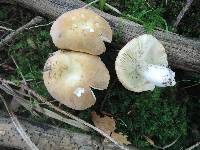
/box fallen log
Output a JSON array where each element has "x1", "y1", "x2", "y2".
[
  {"x1": 14, "y1": 0, "x2": 200, "y2": 72},
  {"x1": 0, "y1": 111, "x2": 134, "y2": 150}
]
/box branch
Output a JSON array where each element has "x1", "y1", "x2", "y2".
[
  {"x1": 14, "y1": 0, "x2": 200, "y2": 72},
  {"x1": 0, "y1": 16, "x2": 43, "y2": 49},
  {"x1": 185, "y1": 142, "x2": 200, "y2": 150},
  {"x1": 173, "y1": 0, "x2": 193, "y2": 28},
  {"x1": 0, "y1": 109, "x2": 124, "y2": 150}
]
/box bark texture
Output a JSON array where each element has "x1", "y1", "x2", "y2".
[
  {"x1": 14, "y1": 0, "x2": 200, "y2": 72},
  {"x1": 0, "y1": 111, "x2": 126, "y2": 150}
]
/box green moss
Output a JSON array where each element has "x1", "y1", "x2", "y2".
[
  {"x1": 122, "y1": 0, "x2": 168, "y2": 32},
  {"x1": 102, "y1": 85, "x2": 187, "y2": 149},
  {"x1": 7, "y1": 28, "x2": 55, "y2": 96}
]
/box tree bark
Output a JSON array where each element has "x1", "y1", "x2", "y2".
[
  {"x1": 0, "y1": 111, "x2": 129, "y2": 150},
  {"x1": 14, "y1": 0, "x2": 200, "y2": 72}
]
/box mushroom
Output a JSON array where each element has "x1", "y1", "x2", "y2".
[
  {"x1": 43, "y1": 50, "x2": 110, "y2": 110},
  {"x1": 50, "y1": 8, "x2": 112, "y2": 55},
  {"x1": 115, "y1": 34, "x2": 176, "y2": 92}
]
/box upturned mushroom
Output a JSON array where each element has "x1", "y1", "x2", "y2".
[
  {"x1": 50, "y1": 8, "x2": 112, "y2": 55},
  {"x1": 43, "y1": 50, "x2": 110, "y2": 110},
  {"x1": 115, "y1": 34, "x2": 176, "y2": 92}
]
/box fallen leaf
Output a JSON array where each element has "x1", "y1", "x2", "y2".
[
  {"x1": 91, "y1": 111, "x2": 131, "y2": 145},
  {"x1": 111, "y1": 132, "x2": 131, "y2": 145},
  {"x1": 144, "y1": 135, "x2": 155, "y2": 145},
  {"x1": 91, "y1": 111, "x2": 116, "y2": 134}
]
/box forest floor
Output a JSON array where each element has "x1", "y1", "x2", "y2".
[{"x1": 0, "y1": 0, "x2": 199, "y2": 149}]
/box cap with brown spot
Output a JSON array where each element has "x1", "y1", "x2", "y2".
[
  {"x1": 43, "y1": 50, "x2": 110, "y2": 110},
  {"x1": 50, "y1": 8, "x2": 112, "y2": 55}
]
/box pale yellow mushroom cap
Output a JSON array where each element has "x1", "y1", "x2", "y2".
[
  {"x1": 115, "y1": 34, "x2": 175, "y2": 92},
  {"x1": 50, "y1": 8, "x2": 112, "y2": 55},
  {"x1": 43, "y1": 50, "x2": 110, "y2": 110}
]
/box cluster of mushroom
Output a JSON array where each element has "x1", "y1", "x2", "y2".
[
  {"x1": 43, "y1": 8, "x2": 176, "y2": 111},
  {"x1": 43, "y1": 8, "x2": 112, "y2": 110}
]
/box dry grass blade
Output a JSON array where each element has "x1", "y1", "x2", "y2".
[
  {"x1": 144, "y1": 135, "x2": 180, "y2": 149},
  {"x1": 105, "y1": 3, "x2": 122, "y2": 14},
  {"x1": 35, "y1": 107, "x2": 90, "y2": 131},
  {"x1": 0, "y1": 94, "x2": 39, "y2": 150},
  {"x1": 83, "y1": 0, "x2": 99, "y2": 8},
  {"x1": 185, "y1": 141, "x2": 200, "y2": 150},
  {"x1": 0, "y1": 25, "x2": 14, "y2": 31},
  {"x1": 83, "y1": 0, "x2": 122, "y2": 14},
  {"x1": 173, "y1": 0, "x2": 194, "y2": 27},
  {"x1": 27, "y1": 21, "x2": 54, "y2": 29}
]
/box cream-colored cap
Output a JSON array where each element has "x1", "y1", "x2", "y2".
[
  {"x1": 43, "y1": 50, "x2": 110, "y2": 110},
  {"x1": 50, "y1": 8, "x2": 112, "y2": 55},
  {"x1": 115, "y1": 34, "x2": 175, "y2": 92}
]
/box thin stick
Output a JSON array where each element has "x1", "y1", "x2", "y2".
[
  {"x1": 185, "y1": 142, "x2": 200, "y2": 150},
  {"x1": 173, "y1": 0, "x2": 193, "y2": 28},
  {"x1": 83, "y1": 0, "x2": 122, "y2": 14},
  {"x1": 27, "y1": 21, "x2": 54, "y2": 29},
  {"x1": 144, "y1": 135, "x2": 180, "y2": 149},
  {"x1": 11, "y1": 55, "x2": 27, "y2": 85},
  {"x1": 105, "y1": 3, "x2": 122, "y2": 14},
  {"x1": 0, "y1": 16, "x2": 43, "y2": 49},
  {"x1": 83, "y1": 0, "x2": 99, "y2": 8},
  {"x1": 0, "y1": 94, "x2": 39, "y2": 150},
  {"x1": 0, "y1": 25, "x2": 14, "y2": 31}
]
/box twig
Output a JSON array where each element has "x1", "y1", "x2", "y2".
[
  {"x1": 0, "y1": 16, "x2": 43, "y2": 49},
  {"x1": 83, "y1": 0, "x2": 122, "y2": 14},
  {"x1": 83, "y1": 0, "x2": 99, "y2": 8},
  {"x1": 144, "y1": 135, "x2": 180, "y2": 149},
  {"x1": 11, "y1": 55, "x2": 27, "y2": 85},
  {"x1": 173, "y1": 0, "x2": 193, "y2": 28},
  {"x1": 11, "y1": 55, "x2": 28, "y2": 111},
  {"x1": 0, "y1": 94, "x2": 39, "y2": 150},
  {"x1": 105, "y1": 3, "x2": 122, "y2": 14},
  {"x1": 185, "y1": 142, "x2": 200, "y2": 150},
  {"x1": 26, "y1": 21, "x2": 54, "y2": 29},
  {"x1": 0, "y1": 25, "x2": 14, "y2": 31}
]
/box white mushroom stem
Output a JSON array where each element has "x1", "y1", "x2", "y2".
[{"x1": 139, "y1": 64, "x2": 176, "y2": 87}]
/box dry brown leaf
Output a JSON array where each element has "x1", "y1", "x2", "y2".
[
  {"x1": 144, "y1": 135, "x2": 155, "y2": 145},
  {"x1": 91, "y1": 111, "x2": 116, "y2": 134},
  {"x1": 111, "y1": 132, "x2": 131, "y2": 145},
  {"x1": 91, "y1": 111, "x2": 131, "y2": 146}
]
